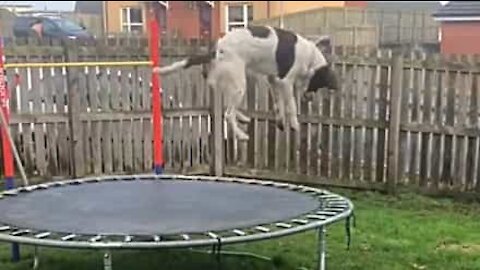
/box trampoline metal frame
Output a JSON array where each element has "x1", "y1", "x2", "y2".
[{"x1": 0, "y1": 174, "x2": 354, "y2": 270}]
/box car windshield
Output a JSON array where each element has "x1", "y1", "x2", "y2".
[{"x1": 51, "y1": 18, "x2": 84, "y2": 32}]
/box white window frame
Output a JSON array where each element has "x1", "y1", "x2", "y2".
[
  {"x1": 225, "y1": 3, "x2": 252, "y2": 32},
  {"x1": 120, "y1": 7, "x2": 144, "y2": 33}
]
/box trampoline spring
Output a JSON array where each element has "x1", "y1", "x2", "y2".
[
  {"x1": 292, "y1": 219, "x2": 309, "y2": 225},
  {"x1": 318, "y1": 195, "x2": 339, "y2": 199},
  {"x1": 255, "y1": 226, "x2": 270, "y2": 233},
  {"x1": 11, "y1": 230, "x2": 30, "y2": 236},
  {"x1": 273, "y1": 183, "x2": 290, "y2": 188},
  {"x1": 232, "y1": 229, "x2": 246, "y2": 236},
  {"x1": 3, "y1": 190, "x2": 18, "y2": 196},
  {"x1": 82, "y1": 178, "x2": 97, "y2": 183},
  {"x1": 35, "y1": 232, "x2": 51, "y2": 239},
  {"x1": 207, "y1": 232, "x2": 219, "y2": 239},
  {"x1": 327, "y1": 202, "x2": 348, "y2": 206},
  {"x1": 260, "y1": 181, "x2": 274, "y2": 186},
  {"x1": 16, "y1": 187, "x2": 28, "y2": 193},
  {"x1": 326, "y1": 206, "x2": 348, "y2": 211},
  {"x1": 90, "y1": 235, "x2": 102, "y2": 242},
  {"x1": 307, "y1": 215, "x2": 327, "y2": 220},
  {"x1": 275, "y1": 223, "x2": 292, "y2": 229},
  {"x1": 25, "y1": 186, "x2": 39, "y2": 192},
  {"x1": 61, "y1": 234, "x2": 76, "y2": 241},
  {"x1": 316, "y1": 211, "x2": 339, "y2": 216}
]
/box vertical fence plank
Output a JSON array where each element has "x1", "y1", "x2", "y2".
[
  {"x1": 132, "y1": 67, "x2": 144, "y2": 173},
  {"x1": 121, "y1": 68, "x2": 132, "y2": 172},
  {"x1": 420, "y1": 55, "x2": 435, "y2": 188},
  {"x1": 210, "y1": 84, "x2": 223, "y2": 176},
  {"x1": 65, "y1": 43, "x2": 85, "y2": 177},
  {"x1": 44, "y1": 65, "x2": 58, "y2": 176},
  {"x1": 386, "y1": 53, "x2": 403, "y2": 194},
  {"x1": 247, "y1": 74, "x2": 258, "y2": 170},
  {"x1": 376, "y1": 51, "x2": 390, "y2": 184}
]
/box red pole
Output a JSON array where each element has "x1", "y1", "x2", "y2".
[
  {"x1": 149, "y1": 4, "x2": 164, "y2": 174},
  {"x1": 0, "y1": 37, "x2": 20, "y2": 261},
  {"x1": 0, "y1": 38, "x2": 14, "y2": 189}
]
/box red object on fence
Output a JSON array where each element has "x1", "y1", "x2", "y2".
[
  {"x1": 0, "y1": 38, "x2": 14, "y2": 187},
  {"x1": 149, "y1": 5, "x2": 164, "y2": 174}
]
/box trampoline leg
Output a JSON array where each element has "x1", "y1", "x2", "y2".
[
  {"x1": 317, "y1": 226, "x2": 326, "y2": 270},
  {"x1": 104, "y1": 251, "x2": 112, "y2": 270},
  {"x1": 33, "y1": 246, "x2": 39, "y2": 270},
  {"x1": 212, "y1": 244, "x2": 223, "y2": 270},
  {"x1": 11, "y1": 243, "x2": 20, "y2": 262}
]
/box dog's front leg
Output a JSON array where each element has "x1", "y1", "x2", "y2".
[
  {"x1": 268, "y1": 76, "x2": 286, "y2": 131},
  {"x1": 282, "y1": 82, "x2": 300, "y2": 132}
]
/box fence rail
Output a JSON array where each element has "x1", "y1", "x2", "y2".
[{"x1": 2, "y1": 39, "x2": 480, "y2": 198}]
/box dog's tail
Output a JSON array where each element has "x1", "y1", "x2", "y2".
[{"x1": 153, "y1": 51, "x2": 215, "y2": 75}]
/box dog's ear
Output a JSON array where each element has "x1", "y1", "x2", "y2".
[{"x1": 314, "y1": 35, "x2": 332, "y2": 56}]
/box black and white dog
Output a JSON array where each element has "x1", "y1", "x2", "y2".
[{"x1": 154, "y1": 25, "x2": 339, "y2": 140}]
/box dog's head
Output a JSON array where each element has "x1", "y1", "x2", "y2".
[
  {"x1": 304, "y1": 36, "x2": 339, "y2": 94},
  {"x1": 306, "y1": 64, "x2": 339, "y2": 93}
]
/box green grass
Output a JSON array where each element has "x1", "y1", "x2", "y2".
[{"x1": 0, "y1": 189, "x2": 480, "y2": 270}]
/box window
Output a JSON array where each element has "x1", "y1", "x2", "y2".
[
  {"x1": 121, "y1": 7, "x2": 144, "y2": 33},
  {"x1": 225, "y1": 4, "x2": 253, "y2": 32}
]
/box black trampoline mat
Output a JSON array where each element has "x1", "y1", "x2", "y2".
[{"x1": 0, "y1": 180, "x2": 320, "y2": 236}]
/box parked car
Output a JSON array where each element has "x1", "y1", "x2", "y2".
[{"x1": 13, "y1": 15, "x2": 95, "y2": 44}]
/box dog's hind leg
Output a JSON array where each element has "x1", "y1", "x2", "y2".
[
  {"x1": 236, "y1": 110, "x2": 250, "y2": 124},
  {"x1": 214, "y1": 59, "x2": 249, "y2": 141}
]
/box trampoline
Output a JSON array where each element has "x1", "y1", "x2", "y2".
[{"x1": 0, "y1": 174, "x2": 354, "y2": 270}]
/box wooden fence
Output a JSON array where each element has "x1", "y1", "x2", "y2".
[
  {"x1": 2, "y1": 39, "x2": 480, "y2": 197},
  {"x1": 1, "y1": 39, "x2": 212, "y2": 180},
  {"x1": 221, "y1": 50, "x2": 480, "y2": 195},
  {"x1": 252, "y1": 7, "x2": 440, "y2": 50}
]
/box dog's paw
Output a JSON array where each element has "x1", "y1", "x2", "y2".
[
  {"x1": 290, "y1": 117, "x2": 300, "y2": 132},
  {"x1": 302, "y1": 91, "x2": 316, "y2": 102},
  {"x1": 276, "y1": 119, "x2": 285, "y2": 131},
  {"x1": 236, "y1": 132, "x2": 250, "y2": 141},
  {"x1": 237, "y1": 115, "x2": 251, "y2": 124}
]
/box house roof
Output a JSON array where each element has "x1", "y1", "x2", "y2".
[
  {"x1": 433, "y1": 1, "x2": 480, "y2": 21},
  {"x1": 74, "y1": 1, "x2": 103, "y2": 15}
]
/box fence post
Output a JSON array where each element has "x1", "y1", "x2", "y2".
[
  {"x1": 64, "y1": 41, "x2": 85, "y2": 177},
  {"x1": 386, "y1": 53, "x2": 404, "y2": 194},
  {"x1": 210, "y1": 85, "x2": 224, "y2": 176}
]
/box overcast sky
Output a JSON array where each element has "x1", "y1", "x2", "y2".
[{"x1": 0, "y1": 1, "x2": 75, "y2": 11}]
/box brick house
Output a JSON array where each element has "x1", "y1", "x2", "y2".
[
  {"x1": 101, "y1": 1, "x2": 367, "y2": 41},
  {"x1": 102, "y1": 1, "x2": 218, "y2": 41},
  {"x1": 433, "y1": 1, "x2": 480, "y2": 54}
]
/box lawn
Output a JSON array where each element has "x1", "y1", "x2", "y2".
[{"x1": 0, "y1": 188, "x2": 479, "y2": 270}]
